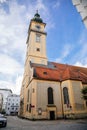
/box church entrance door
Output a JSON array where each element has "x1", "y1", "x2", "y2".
[{"x1": 50, "y1": 111, "x2": 55, "y2": 120}]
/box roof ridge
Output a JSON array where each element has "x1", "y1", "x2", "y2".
[
  {"x1": 51, "y1": 61, "x2": 87, "y2": 69},
  {"x1": 34, "y1": 65, "x2": 58, "y2": 71}
]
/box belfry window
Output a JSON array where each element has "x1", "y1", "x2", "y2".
[
  {"x1": 36, "y1": 34, "x2": 40, "y2": 42},
  {"x1": 48, "y1": 87, "x2": 54, "y2": 104},
  {"x1": 63, "y1": 87, "x2": 70, "y2": 104}
]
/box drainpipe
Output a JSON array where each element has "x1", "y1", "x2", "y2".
[{"x1": 60, "y1": 81, "x2": 64, "y2": 119}]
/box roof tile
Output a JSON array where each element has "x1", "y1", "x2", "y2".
[{"x1": 32, "y1": 62, "x2": 87, "y2": 83}]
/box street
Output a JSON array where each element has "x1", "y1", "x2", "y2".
[{"x1": 1, "y1": 116, "x2": 87, "y2": 130}]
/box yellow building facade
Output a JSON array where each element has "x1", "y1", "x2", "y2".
[{"x1": 19, "y1": 12, "x2": 87, "y2": 120}]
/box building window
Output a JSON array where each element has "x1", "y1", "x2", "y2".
[
  {"x1": 48, "y1": 87, "x2": 54, "y2": 104},
  {"x1": 36, "y1": 48, "x2": 40, "y2": 51},
  {"x1": 43, "y1": 72, "x2": 47, "y2": 75},
  {"x1": 63, "y1": 87, "x2": 70, "y2": 105},
  {"x1": 32, "y1": 88, "x2": 35, "y2": 93},
  {"x1": 85, "y1": 101, "x2": 87, "y2": 107},
  {"x1": 12, "y1": 107, "x2": 14, "y2": 110},
  {"x1": 27, "y1": 89, "x2": 29, "y2": 102},
  {"x1": 29, "y1": 104, "x2": 31, "y2": 112},
  {"x1": 16, "y1": 108, "x2": 18, "y2": 110},
  {"x1": 26, "y1": 104, "x2": 28, "y2": 111},
  {"x1": 36, "y1": 34, "x2": 40, "y2": 42}
]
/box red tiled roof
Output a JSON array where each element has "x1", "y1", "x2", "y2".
[
  {"x1": 34, "y1": 67, "x2": 61, "y2": 81},
  {"x1": 32, "y1": 62, "x2": 87, "y2": 84}
]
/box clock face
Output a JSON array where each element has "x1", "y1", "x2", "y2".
[{"x1": 35, "y1": 25, "x2": 41, "y2": 30}]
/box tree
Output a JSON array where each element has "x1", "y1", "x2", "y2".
[{"x1": 81, "y1": 87, "x2": 87, "y2": 101}]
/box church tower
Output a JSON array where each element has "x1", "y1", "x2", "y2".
[
  {"x1": 20, "y1": 11, "x2": 48, "y2": 117},
  {"x1": 26, "y1": 11, "x2": 47, "y2": 65}
]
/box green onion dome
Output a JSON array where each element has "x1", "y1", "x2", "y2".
[{"x1": 32, "y1": 11, "x2": 43, "y2": 23}]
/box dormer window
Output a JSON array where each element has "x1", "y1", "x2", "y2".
[{"x1": 43, "y1": 72, "x2": 47, "y2": 75}]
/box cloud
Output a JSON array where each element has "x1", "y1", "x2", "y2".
[
  {"x1": 62, "y1": 44, "x2": 71, "y2": 58},
  {"x1": 36, "y1": 0, "x2": 47, "y2": 11},
  {"x1": 0, "y1": 0, "x2": 27, "y2": 94},
  {"x1": 53, "y1": 0, "x2": 60, "y2": 9},
  {"x1": 0, "y1": 0, "x2": 54, "y2": 94},
  {"x1": 0, "y1": 1, "x2": 27, "y2": 66},
  {"x1": 15, "y1": 75, "x2": 23, "y2": 94},
  {"x1": 38, "y1": 0, "x2": 55, "y2": 29},
  {"x1": 0, "y1": 76, "x2": 23, "y2": 95},
  {"x1": 55, "y1": 27, "x2": 87, "y2": 67},
  {"x1": 75, "y1": 61, "x2": 87, "y2": 67},
  {"x1": 55, "y1": 43, "x2": 72, "y2": 63},
  {"x1": 0, "y1": 53, "x2": 23, "y2": 75},
  {"x1": 0, "y1": 80, "x2": 15, "y2": 93},
  {"x1": 0, "y1": 0, "x2": 7, "y2": 3},
  {"x1": 72, "y1": 29, "x2": 87, "y2": 67}
]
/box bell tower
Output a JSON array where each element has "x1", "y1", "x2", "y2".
[
  {"x1": 20, "y1": 12, "x2": 48, "y2": 116},
  {"x1": 26, "y1": 11, "x2": 48, "y2": 65}
]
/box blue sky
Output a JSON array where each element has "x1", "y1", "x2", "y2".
[{"x1": 0, "y1": 0, "x2": 87, "y2": 94}]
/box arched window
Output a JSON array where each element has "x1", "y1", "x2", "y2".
[
  {"x1": 48, "y1": 87, "x2": 54, "y2": 104},
  {"x1": 63, "y1": 87, "x2": 69, "y2": 104}
]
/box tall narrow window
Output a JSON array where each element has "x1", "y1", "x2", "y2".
[
  {"x1": 36, "y1": 34, "x2": 40, "y2": 42},
  {"x1": 86, "y1": 101, "x2": 87, "y2": 107},
  {"x1": 26, "y1": 104, "x2": 28, "y2": 111},
  {"x1": 48, "y1": 87, "x2": 54, "y2": 104},
  {"x1": 27, "y1": 89, "x2": 29, "y2": 102},
  {"x1": 63, "y1": 87, "x2": 70, "y2": 104}
]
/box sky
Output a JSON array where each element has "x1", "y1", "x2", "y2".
[{"x1": 0, "y1": 0, "x2": 87, "y2": 95}]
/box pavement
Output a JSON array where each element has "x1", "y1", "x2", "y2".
[{"x1": 1, "y1": 116, "x2": 87, "y2": 130}]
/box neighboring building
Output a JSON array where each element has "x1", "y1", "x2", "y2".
[
  {"x1": 0, "y1": 93, "x2": 3, "y2": 112},
  {"x1": 19, "y1": 12, "x2": 87, "y2": 120},
  {"x1": 0, "y1": 89, "x2": 12, "y2": 111},
  {"x1": 72, "y1": 0, "x2": 87, "y2": 28},
  {"x1": 6, "y1": 94, "x2": 20, "y2": 115}
]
